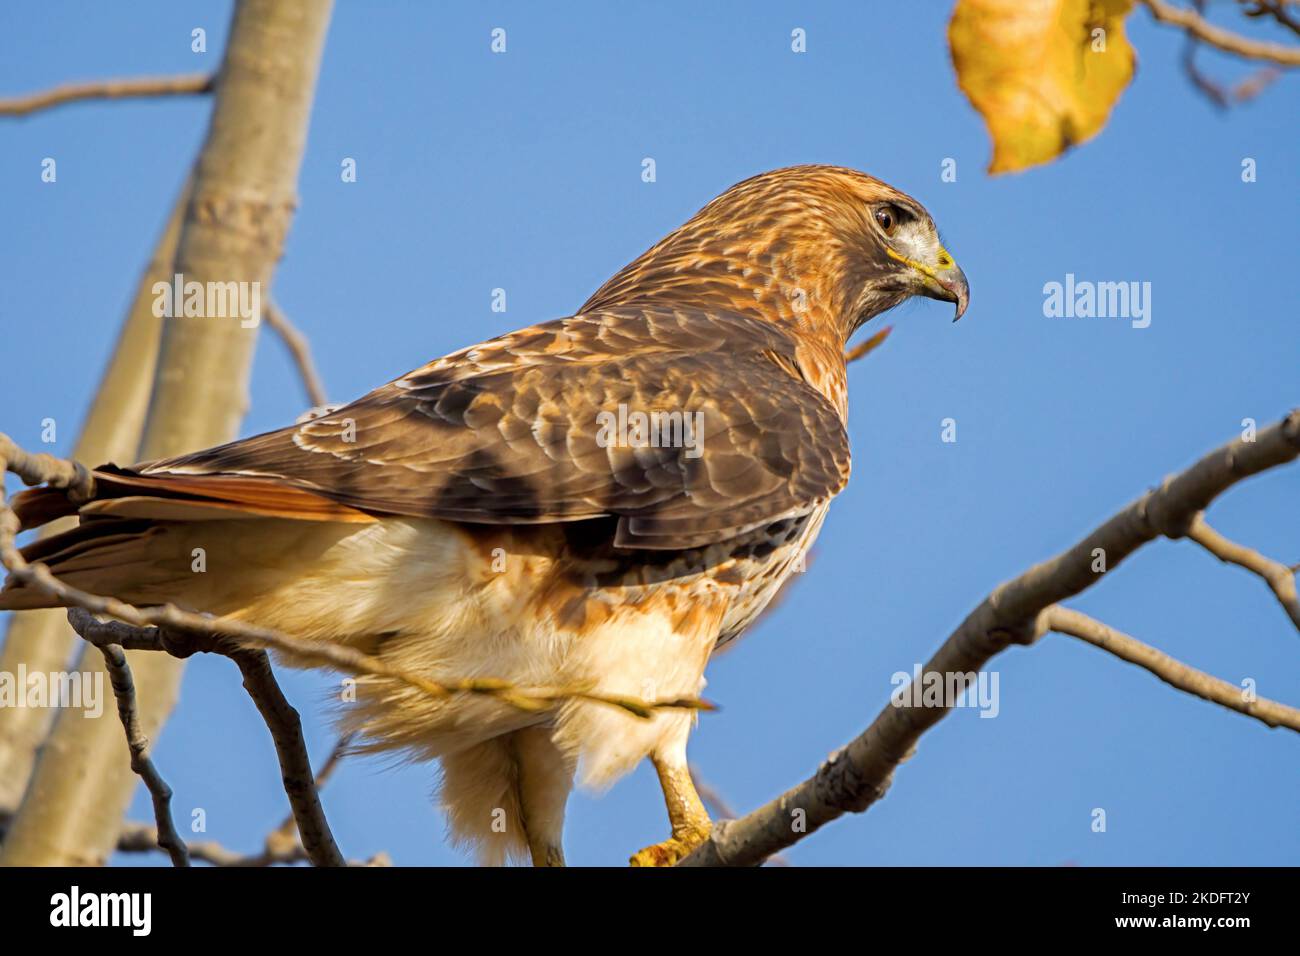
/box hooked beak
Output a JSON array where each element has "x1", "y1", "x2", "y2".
[
  {"x1": 887, "y1": 246, "x2": 970, "y2": 322},
  {"x1": 928, "y1": 261, "x2": 969, "y2": 322}
]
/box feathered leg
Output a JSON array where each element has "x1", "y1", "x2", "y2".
[{"x1": 512, "y1": 725, "x2": 573, "y2": 867}]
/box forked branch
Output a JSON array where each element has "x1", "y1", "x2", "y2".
[
  {"x1": 682, "y1": 411, "x2": 1300, "y2": 866},
  {"x1": 1141, "y1": 0, "x2": 1300, "y2": 65}
]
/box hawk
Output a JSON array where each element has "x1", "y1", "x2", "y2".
[{"x1": 2, "y1": 165, "x2": 968, "y2": 866}]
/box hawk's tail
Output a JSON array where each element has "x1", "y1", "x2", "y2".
[{"x1": 1, "y1": 465, "x2": 375, "y2": 612}]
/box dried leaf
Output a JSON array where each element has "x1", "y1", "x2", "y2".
[
  {"x1": 948, "y1": 0, "x2": 1137, "y2": 174},
  {"x1": 845, "y1": 325, "x2": 894, "y2": 365}
]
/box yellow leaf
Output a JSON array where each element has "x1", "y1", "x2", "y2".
[
  {"x1": 844, "y1": 324, "x2": 893, "y2": 365},
  {"x1": 948, "y1": 0, "x2": 1137, "y2": 174}
]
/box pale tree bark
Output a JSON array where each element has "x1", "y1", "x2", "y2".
[
  {"x1": 0, "y1": 0, "x2": 334, "y2": 866},
  {"x1": 0, "y1": 176, "x2": 187, "y2": 815}
]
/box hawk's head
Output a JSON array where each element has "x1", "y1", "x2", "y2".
[{"x1": 584, "y1": 164, "x2": 969, "y2": 344}]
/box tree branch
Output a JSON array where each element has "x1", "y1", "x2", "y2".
[
  {"x1": 681, "y1": 410, "x2": 1300, "y2": 866},
  {"x1": 1045, "y1": 605, "x2": 1300, "y2": 730},
  {"x1": 1186, "y1": 513, "x2": 1300, "y2": 633},
  {"x1": 2, "y1": 0, "x2": 337, "y2": 868},
  {"x1": 0, "y1": 434, "x2": 94, "y2": 501},
  {"x1": 76, "y1": 607, "x2": 352, "y2": 866},
  {"x1": 0, "y1": 172, "x2": 187, "y2": 816},
  {"x1": 265, "y1": 733, "x2": 352, "y2": 852},
  {"x1": 93, "y1": 637, "x2": 189, "y2": 867},
  {"x1": 0, "y1": 73, "x2": 214, "y2": 118},
  {"x1": 690, "y1": 765, "x2": 790, "y2": 866},
  {"x1": 1240, "y1": 0, "x2": 1300, "y2": 38},
  {"x1": 228, "y1": 648, "x2": 345, "y2": 866},
  {"x1": 1141, "y1": 0, "x2": 1300, "y2": 65},
  {"x1": 1180, "y1": 0, "x2": 1282, "y2": 108},
  {"x1": 112, "y1": 732, "x2": 385, "y2": 866},
  {"x1": 264, "y1": 299, "x2": 328, "y2": 409},
  {"x1": 115, "y1": 820, "x2": 390, "y2": 866},
  {"x1": 63, "y1": 611, "x2": 167, "y2": 653},
  {"x1": 116, "y1": 820, "x2": 305, "y2": 866}
]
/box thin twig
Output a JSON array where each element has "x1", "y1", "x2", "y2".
[
  {"x1": 0, "y1": 73, "x2": 215, "y2": 118},
  {"x1": 93, "y1": 635, "x2": 190, "y2": 867},
  {"x1": 681, "y1": 411, "x2": 1300, "y2": 866},
  {"x1": 115, "y1": 819, "x2": 390, "y2": 867},
  {"x1": 117, "y1": 820, "x2": 303, "y2": 866},
  {"x1": 112, "y1": 731, "x2": 376, "y2": 867},
  {"x1": 0, "y1": 811, "x2": 261, "y2": 866},
  {"x1": 1240, "y1": 0, "x2": 1300, "y2": 37},
  {"x1": 1184, "y1": 39, "x2": 1279, "y2": 107},
  {"x1": 1186, "y1": 513, "x2": 1300, "y2": 633},
  {"x1": 264, "y1": 299, "x2": 328, "y2": 408},
  {"x1": 1182, "y1": 0, "x2": 1282, "y2": 107},
  {"x1": 1045, "y1": 606, "x2": 1300, "y2": 730},
  {"x1": 1141, "y1": 0, "x2": 1300, "y2": 65}
]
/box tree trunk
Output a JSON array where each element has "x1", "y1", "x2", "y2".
[
  {"x1": 0, "y1": 175, "x2": 188, "y2": 817},
  {"x1": 0, "y1": 0, "x2": 333, "y2": 866}
]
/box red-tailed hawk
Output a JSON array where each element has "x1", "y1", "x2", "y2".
[{"x1": 2, "y1": 165, "x2": 967, "y2": 865}]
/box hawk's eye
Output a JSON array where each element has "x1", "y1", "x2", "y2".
[{"x1": 875, "y1": 205, "x2": 900, "y2": 236}]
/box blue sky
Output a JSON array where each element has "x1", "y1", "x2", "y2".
[{"x1": 1, "y1": 2, "x2": 1296, "y2": 866}]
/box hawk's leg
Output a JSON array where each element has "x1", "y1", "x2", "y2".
[
  {"x1": 629, "y1": 734, "x2": 712, "y2": 867},
  {"x1": 513, "y1": 726, "x2": 572, "y2": 867}
]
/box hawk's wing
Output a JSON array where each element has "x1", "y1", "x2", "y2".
[{"x1": 128, "y1": 308, "x2": 850, "y2": 550}]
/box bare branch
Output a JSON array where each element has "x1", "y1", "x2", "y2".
[
  {"x1": 1141, "y1": 0, "x2": 1300, "y2": 65},
  {"x1": 63, "y1": 611, "x2": 167, "y2": 653},
  {"x1": 690, "y1": 765, "x2": 790, "y2": 866},
  {"x1": 1186, "y1": 513, "x2": 1300, "y2": 633},
  {"x1": 690, "y1": 765, "x2": 738, "y2": 820},
  {"x1": 1240, "y1": 0, "x2": 1300, "y2": 37},
  {"x1": 1045, "y1": 606, "x2": 1300, "y2": 731},
  {"x1": 0, "y1": 434, "x2": 94, "y2": 501},
  {"x1": 115, "y1": 820, "x2": 390, "y2": 867},
  {"x1": 1, "y1": 0, "x2": 336, "y2": 870},
  {"x1": 1182, "y1": 0, "x2": 1283, "y2": 107},
  {"x1": 92, "y1": 634, "x2": 190, "y2": 867},
  {"x1": 264, "y1": 299, "x2": 329, "y2": 408},
  {"x1": 116, "y1": 820, "x2": 304, "y2": 867},
  {"x1": 681, "y1": 411, "x2": 1300, "y2": 866},
  {"x1": 266, "y1": 732, "x2": 353, "y2": 854},
  {"x1": 309, "y1": 732, "x2": 352, "y2": 789},
  {"x1": 112, "y1": 734, "x2": 388, "y2": 867},
  {"x1": 229, "y1": 648, "x2": 345, "y2": 867},
  {"x1": 0, "y1": 73, "x2": 214, "y2": 118},
  {"x1": 0, "y1": 170, "x2": 189, "y2": 818}
]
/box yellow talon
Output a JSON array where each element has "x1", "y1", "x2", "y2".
[{"x1": 629, "y1": 822, "x2": 712, "y2": 867}]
